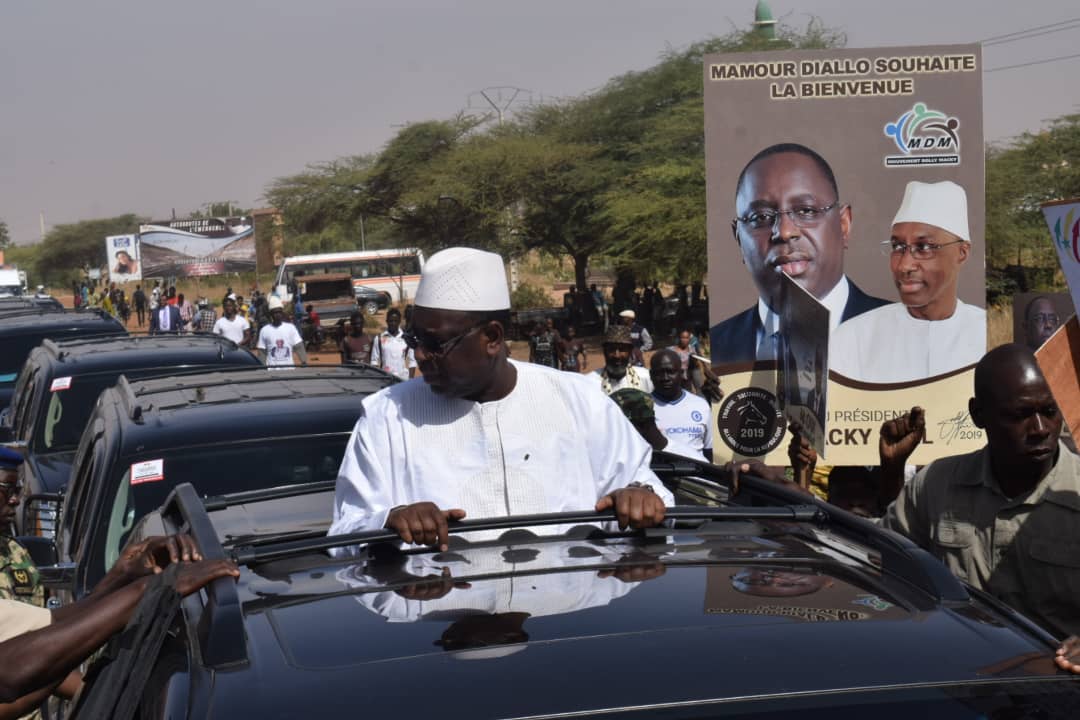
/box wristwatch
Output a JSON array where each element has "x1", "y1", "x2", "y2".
[{"x1": 627, "y1": 482, "x2": 656, "y2": 493}]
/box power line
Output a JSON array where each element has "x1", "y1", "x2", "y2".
[
  {"x1": 979, "y1": 16, "x2": 1080, "y2": 44},
  {"x1": 982, "y1": 20, "x2": 1080, "y2": 47},
  {"x1": 984, "y1": 51, "x2": 1080, "y2": 73}
]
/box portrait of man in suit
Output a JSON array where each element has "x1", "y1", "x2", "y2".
[{"x1": 710, "y1": 143, "x2": 889, "y2": 366}]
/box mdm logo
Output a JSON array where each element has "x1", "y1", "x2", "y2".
[
  {"x1": 883, "y1": 102, "x2": 961, "y2": 167},
  {"x1": 1051, "y1": 207, "x2": 1080, "y2": 263}
]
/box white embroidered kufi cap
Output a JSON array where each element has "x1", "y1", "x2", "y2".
[
  {"x1": 891, "y1": 180, "x2": 970, "y2": 242},
  {"x1": 415, "y1": 247, "x2": 510, "y2": 311}
]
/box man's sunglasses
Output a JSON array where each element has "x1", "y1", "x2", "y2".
[{"x1": 402, "y1": 321, "x2": 488, "y2": 359}]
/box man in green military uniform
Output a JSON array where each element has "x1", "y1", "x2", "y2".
[
  {"x1": 1, "y1": 447, "x2": 50, "y2": 718},
  {"x1": 0, "y1": 449, "x2": 43, "y2": 609}
]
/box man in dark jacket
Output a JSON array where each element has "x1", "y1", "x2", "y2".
[{"x1": 710, "y1": 143, "x2": 888, "y2": 365}]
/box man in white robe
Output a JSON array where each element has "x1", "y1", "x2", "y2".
[
  {"x1": 830, "y1": 181, "x2": 985, "y2": 383},
  {"x1": 330, "y1": 247, "x2": 672, "y2": 552}
]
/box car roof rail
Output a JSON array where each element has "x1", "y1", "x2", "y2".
[
  {"x1": 649, "y1": 458, "x2": 971, "y2": 605},
  {"x1": 158, "y1": 483, "x2": 248, "y2": 669},
  {"x1": 228, "y1": 505, "x2": 827, "y2": 565},
  {"x1": 202, "y1": 479, "x2": 335, "y2": 512},
  {"x1": 40, "y1": 338, "x2": 66, "y2": 361},
  {"x1": 114, "y1": 375, "x2": 144, "y2": 423}
]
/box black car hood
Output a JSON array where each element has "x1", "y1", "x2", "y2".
[{"x1": 200, "y1": 526, "x2": 1070, "y2": 718}]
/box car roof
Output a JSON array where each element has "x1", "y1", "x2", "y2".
[
  {"x1": 133, "y1": 479, "x2": 1073, "y2": 719},
  {"x1": 0, "y1": 309, "x2": 124, "y2": 334},
  {"x1": 34, "y1": 335, "x2": 256, "y2": 374},
  {"x1": 100, "y1": 365, "x2": 393, "y2": 455}
]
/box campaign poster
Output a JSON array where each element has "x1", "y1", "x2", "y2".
[
  {"x1": 1041, "y1": 199, "x2": 1080, "y2": 314},
  {"x1": 138, "y1": 216, "x2": 256, "y2": 278},
  {"x1": 1035, "y1": 315, "x2": 1080, "y2": 439},
  {"x1": 106, "y1": 234, "x2": 141, "y2": 283},
  {"x1": 705, "y1": 45, "x2": 985, "y2": 465},
  {"x1": 1012, "y1": 292, "x2": 1074, "y2": 351},
  {"x1": 777, "y1": 273, "x2": 829, "y2": 455}
]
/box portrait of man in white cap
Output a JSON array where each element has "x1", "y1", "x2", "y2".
[
  {"x1": 329, "y1": 247, "x2": 673, "y2": 553},
  {"x1": 830, "y1": 180, "x2": 985, "y2": 383}
]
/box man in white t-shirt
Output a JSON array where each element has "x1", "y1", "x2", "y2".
[
  {"x1": 370, "y1": 307, "x2": 416, "y2": 380},
  {"x1": 257, "y1": 296, "x2": 307, "y2": 367},
  {"x1": 649, "y1": 349, "x2": 712, "y2": 461},
  {"x1": 213, "y1": 296, "x2": 252, "y2": 346}
]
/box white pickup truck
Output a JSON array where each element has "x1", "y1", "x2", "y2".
[{"x1": 0, "y1": 268, "x2": 26, "y2": 297}]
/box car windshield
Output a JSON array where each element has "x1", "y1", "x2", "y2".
[
  {"x1": 95, "y1": 434, "x2": 348, "y2": 584},
  {"x1": 35, "y1": 375, "x2": 121, "y2": 452}
]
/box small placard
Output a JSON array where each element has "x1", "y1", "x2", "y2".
[
  {"x1": 50, "y1": 377, "x2": 73, "y2": 392},
  {"x1": 130, "y1": 459, "x2": 164, "y2": 485}
]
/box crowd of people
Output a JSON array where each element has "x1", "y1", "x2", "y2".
[{"x1": 3, "y1": 245, "x2": 1077, "y2": 714}]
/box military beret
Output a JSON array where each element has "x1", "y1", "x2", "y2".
[
  {"x1": 0, "y1": 447, "x2": 23, "y2": 470},
  {"x1": 610, "y1": 388, "x2": 656, "y2": 423}
]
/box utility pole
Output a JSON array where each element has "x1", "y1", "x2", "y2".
[{"x1": 465, "y1": 87, "x2": 535, "y2": 126}]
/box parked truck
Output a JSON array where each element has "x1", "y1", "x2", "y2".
[{"x1": 0, "y1": 268, "x2": 26, "y2": 297}]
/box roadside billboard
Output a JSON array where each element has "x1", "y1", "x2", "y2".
[
  {"x1": 138, "y1": 216, "x2": 256, "y2": 278},
  {"x1": 705, "y1": 44, "x2": 985, "y2": 465},
  {"x1": 106, "y1": 234, "x2": 141, "y2": 283}
]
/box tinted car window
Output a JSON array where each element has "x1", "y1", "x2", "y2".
[
  {"x1": 92, "y1": 434, "x2": 348, "y2": 580},
  {"x1": 36, "y1": 378, "x2": 117, "y2": 451}
]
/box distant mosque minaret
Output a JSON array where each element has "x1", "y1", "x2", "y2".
[{"x1": 753, "y1": 0, "x2": 778, "y2": 40}]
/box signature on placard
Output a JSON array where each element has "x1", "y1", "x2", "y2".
[{"x1": 937, "y1": 411, "x2": 983, "y2": 444}]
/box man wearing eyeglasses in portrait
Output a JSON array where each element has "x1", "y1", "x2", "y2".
[
  {"x1": 329, "y1": 247, "x2": 673, "y2": 553},
  {"x1": 830, "y1": 181, "x2": 984, "y2": 383},
  {"x1": 711, "y1": 143, "x2": 889, "y2": 365}
]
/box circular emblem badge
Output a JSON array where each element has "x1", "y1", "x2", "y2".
[
  {"x1": 690, "y1": 410, "x2": 703, "y2": 423},
  {"x1": 716, "y1": 387, "x2": 785, "y2": 456}
]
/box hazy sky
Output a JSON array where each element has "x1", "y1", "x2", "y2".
[{"x1": 2, "y1": 0, "x2": 1077, "y2": 246}]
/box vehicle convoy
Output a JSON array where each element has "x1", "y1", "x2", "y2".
[
  {"x1": 0, "y1": 309, "x2": 126, "y2": 409},
  {"x1": 71, "y1": 455, "x2": 1080, "y2": 718},
  {"x1": 0, "y1": 335, "x2": 261, "y2": 544},
  {"x1": 48, "y1": 365, "x2": 396, "y2": 599}
]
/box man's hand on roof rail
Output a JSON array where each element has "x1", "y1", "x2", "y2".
[
  {"x1": 1056, "y1": 635, "x2": 1080, "y2": 674},
  {"x1": 174, "y1": 559, "x2": 241, "y2": 596},
  {"x1": 385, "y1": 502, "x2": 467, "y2": 552},
  {"x1": 597, "y1": 552, "x2": 667, "y2": 584},
  {"x1": 595, "y1": 486, "x2": 666, "y2": 530},
  {"x1": 95, "y1": 534, "x2": 204, "y2": 595}
]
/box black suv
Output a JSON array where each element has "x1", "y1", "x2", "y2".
[
  {"x1": 53, "y1": 365, "x2": 395, "y2": 599},
  {"x1": 2, "y1": 335, "x2": 261, "y2": 542},
  {"x1": 355, "y1": 285, "x2": 392, "y2": 315},
  {"x1": 73, "y1": 458, "x2": 1080, "y2": 718},
  {"x1": 0, "y1": 309, "x2": 126, "y2": 409}
]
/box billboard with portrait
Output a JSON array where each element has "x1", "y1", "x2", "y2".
[
  {"x1": 138, "y1": 216, "x2": 256, "y2": 278},
  {"x1": 106, "y1": 234, "x2": 141, "y2": 283},
  {"x1": 705, "y1": 45, "x2": 985, "y2": 465}
]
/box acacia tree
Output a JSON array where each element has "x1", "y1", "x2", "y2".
[
  {"x1": 34, "y1": 214, "x2": 143, "y2": 284},
  {"x1": 0, "y1": 220, "x2": 9, "y2": 251},
  {"x1": 985, "y1": 114, "x2": 1080, "y2": 297}
]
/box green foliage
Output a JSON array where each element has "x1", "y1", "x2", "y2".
[
  {"x1": 510, "y1": 282, "x2": 554, "y2": 310},
  {"x1": 0, "y1": 220, "x2": 9, "y2": 251},
  {"x1": 35, "y1": 214, "x2": 144, "y2": 285},
  {"x1": 986, "y1": 114, "x2": 1080, "y2": 292},
  {"x1": 188, "y1": 201, "x2": 252, "y2": 218},
  {"x1": 262, "y1": 18, "x2": 846, "y2": 289}
]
